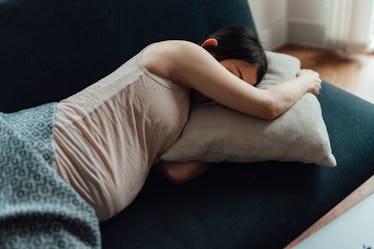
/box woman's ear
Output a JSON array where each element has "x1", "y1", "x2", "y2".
[{"x1": 201, "y1": 38, "x2": 218, "y2": 48}]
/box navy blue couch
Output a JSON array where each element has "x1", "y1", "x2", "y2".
[{"x1": 1, "y1": 0, "x2": 373, "y2": 248}]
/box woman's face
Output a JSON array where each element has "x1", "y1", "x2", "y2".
[
  {"x1": 191, "y1": 57, "x2": 259, "y2": 104},
  {"x1": 219, "y1": 58, "x2": 258, "y2": 85}
]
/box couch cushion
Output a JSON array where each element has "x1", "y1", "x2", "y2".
[{"x1": 0, "y1": 0, "x2": 256, "y2": 112}]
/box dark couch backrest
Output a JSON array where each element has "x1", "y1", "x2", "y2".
[{"x1": 0, "y1": 0, "x2": 256, "y2": 112}]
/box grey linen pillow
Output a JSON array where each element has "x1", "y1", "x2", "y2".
[{"x1": 161, "y1": 51, "x2": 337, "y2": 167}]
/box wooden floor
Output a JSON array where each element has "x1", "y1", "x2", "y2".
[{"x1": 276, "y1": 44, "x2": 374, "y2": 104}]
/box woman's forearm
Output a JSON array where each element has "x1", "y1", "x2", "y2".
[
  {"x1": 264, "y1": 69, "x2": 321, "y2": 118},
  {"x1": 143, "y1": 41, "x2": 321, "y2": 120}
]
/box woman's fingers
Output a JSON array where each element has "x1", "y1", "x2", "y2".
[{"x1": 298, "y1": 69, "x2": 322, "y2": 95}]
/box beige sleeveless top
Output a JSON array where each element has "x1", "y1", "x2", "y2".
[{"x1": 53, "y1": 49, "x2": 190, "y2": 221}]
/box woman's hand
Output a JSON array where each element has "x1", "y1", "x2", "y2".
[{"x1": 297, "y1": 69, "x2": 322, "y2": 95}]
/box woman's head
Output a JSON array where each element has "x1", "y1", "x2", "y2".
[{"x1": 202, "y1": 26, "x2": 267, "y2": 84}]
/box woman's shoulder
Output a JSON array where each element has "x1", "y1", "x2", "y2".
[
  {"x1": 141, "y1": 40, "x2": 206, "y2": 88},
  {"x1": 142, "y1": 40, "x2": 204, "y2": 67},
  {"x1": 144, "y1": 40, "x2": 199, "y2": 53}
]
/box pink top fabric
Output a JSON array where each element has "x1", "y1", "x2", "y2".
[{"x1": 53, "y1": 49, "x2": 190, "y2": 221}]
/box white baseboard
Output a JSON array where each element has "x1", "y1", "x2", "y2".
[
  {"x1": 346, "y1": 42, "x2": 369, "y2": 53},
  {"x1": 258, "y1": 17, "x2": 288, "y2": 50},
  {"x1": 288, "y1": 20, "x2": 326, "y2": 47}
]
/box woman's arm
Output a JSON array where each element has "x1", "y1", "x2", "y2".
[
  {"x1": 142, "y1": 41, "x2": 321, "y2": 119},
  {"x1": 155, "y1": 161, "x2": 210, "y2": 184}
]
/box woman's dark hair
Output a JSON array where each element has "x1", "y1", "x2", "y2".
[{"x1": 203, "y1": 26, "x2": 267, "y2": 84}]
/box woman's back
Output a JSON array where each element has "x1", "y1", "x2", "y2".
[{"x1": 53, "y1": 50, "x2": 190, "y2": 221}]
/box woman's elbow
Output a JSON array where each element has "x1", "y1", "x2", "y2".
[
  {"x1": 160, "y1": 165, "x2": 190, "y2": 184},
  {"x1": 166, "y1": 172, "x2": 190, "y2": 185},
  {"x1": 157, "y1": 161, "x2": 209, "y2": 184}
]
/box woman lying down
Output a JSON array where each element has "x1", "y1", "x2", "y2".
[{"x1": 0, "y1": 26, "x2": 321, "y2": 247}]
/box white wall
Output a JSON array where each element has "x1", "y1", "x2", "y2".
[
  {"x1": 248, "y1": 0, "x2": 374, "y2": 50},
  {"x1": 287, "y1": 0, "x2": 374, "y2": 50},
  {"x1": 287, "y1": 0, "x2": 328, "y2": 47},
  {"x1": 248, "y1": 0, "x2": 288, "y2": 50}
]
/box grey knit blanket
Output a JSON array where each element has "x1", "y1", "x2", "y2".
[{"x1": 0, "y1": 103, "x2": 101, "y2": 249}]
